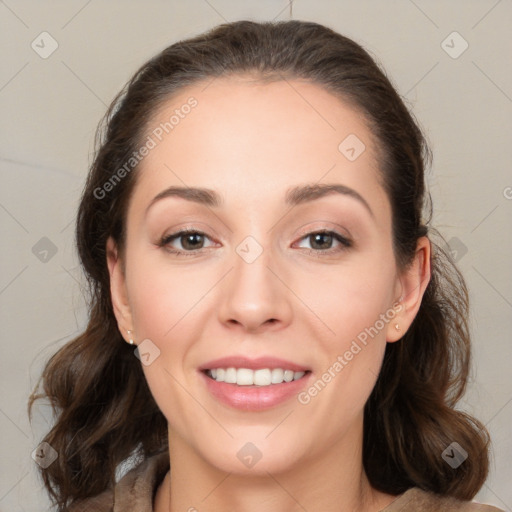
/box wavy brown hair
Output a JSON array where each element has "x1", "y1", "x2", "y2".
[{"x1": 29, "y1": 20, "x2": 490, "y2": 510}]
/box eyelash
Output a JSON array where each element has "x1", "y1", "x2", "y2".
[{"x1": 158, "y1": 228, "x2": 352, "y2": 257}]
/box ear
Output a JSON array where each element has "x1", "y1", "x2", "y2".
[
  {"x1": 386, "y1": 236, "x2": 431, "y2": 342},
  {"x1": 106, "y1": 236, "x2": 134, "y2": 344}
]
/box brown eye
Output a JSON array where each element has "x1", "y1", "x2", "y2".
[
  {"x1": 178, "y1": 232, "x2": 205, "y2": 250},
  {"x1": 309, "y1": 232, "x2": 334, "y2": 250},
  {"x1": 159, "y1": 230, "x2": 215, "y2": 255},
  {"x1": 295, "y1": 230, "x2": 352, "y2": 254}
]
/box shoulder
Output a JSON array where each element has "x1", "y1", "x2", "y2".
[
  {"x1": 68, "y1": 451, "x2": 169, "y2": 512},
  {"x1": 384, "y1": 488, "x2": 505, "y2": 512}
]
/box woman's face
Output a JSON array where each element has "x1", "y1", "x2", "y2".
[{"x1": 109, "y1": 77, "x2": 423, "y2": 475}]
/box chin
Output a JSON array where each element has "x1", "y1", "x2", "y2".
[
  {"x1": 196, "y1": 427, "x2": 307, "y2": 476},
  {"x1": 208, "y1": 446, "x2": 302, "y2": 476}
]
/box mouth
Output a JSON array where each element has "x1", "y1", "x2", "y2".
[
  {"x1": 199, "y1": 356, "x2": 312, "y2": 411},
  {"x1": 203, "y1": 367, "x2": 310, "y2": 386}
]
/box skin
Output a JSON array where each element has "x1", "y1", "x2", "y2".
[{"x1": 107, "y1": 76, "x2": 430, "y2": 512}]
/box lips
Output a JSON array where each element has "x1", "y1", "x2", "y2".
[
  {"x1": 199, "y1": 356, "x2": 312, "y2": 411},
  {"x1": 199, "y1": 356, "x2": 310, "y2": 373}
]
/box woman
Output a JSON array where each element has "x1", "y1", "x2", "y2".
[{"x1": 29, "y1": 20, "x2": 503, "y2": 512}]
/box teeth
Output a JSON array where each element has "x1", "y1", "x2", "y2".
[
  {"x1": 283, "y1": 370, "x2": 294, "y2": 382},
  {"x1": 207, "y1": 367, "x2": 306, "y2": 386},
  {"x1": 224, "y1": 367, "x2": 237, "y2": 384},
  {"x1": 271, "y1": 368, "x2": 284, "y2": 383},
  {"x1": 237, "y1": 368, "x2": 254, "y2": 385},
  {"x1": 254, "y1": 369, "x2": 272, "y2": 386}
]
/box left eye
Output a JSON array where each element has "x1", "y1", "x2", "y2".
[{"x1": 295, "y1": 230, "x2": 351, "y2": 252}]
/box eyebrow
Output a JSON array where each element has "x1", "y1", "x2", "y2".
[
  {"x1": 286, "y1": 183, "x2": 373, "y2": 217},
  {"x1": 146, "y1": 183, "x2": 373, "y2": 217}
]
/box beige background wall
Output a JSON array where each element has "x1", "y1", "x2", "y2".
[{"x1": 1, "y1": 1, "x2": 511, "y2": 510}]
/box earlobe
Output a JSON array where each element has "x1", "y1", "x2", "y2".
[
  {"x1": 386, "y1": 236, "x2": 431, "y2": 342},
  {"x1": 106, "y1": 237, "x2": 134, "y2": 344}
]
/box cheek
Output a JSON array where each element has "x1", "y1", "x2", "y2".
[
  {"x1": 125, "y1": 260, "x2": 209, "y2": 434},
  {"x1": 296, "y1": 251, "x2": 397, "y2": 407},
  {"x1": 305, "y1": 253, "x2": 397, "y2": 347},
  {"x1": 124, "y1": 254, "x2": 215, "y2": 408},
  {"x1": 126, "y1": 254, "x2": 212, "y2": 342}
]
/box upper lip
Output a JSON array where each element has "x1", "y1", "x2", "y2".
[{"x1": 199, "y1": 356, "x2": 311, "y2": 373}]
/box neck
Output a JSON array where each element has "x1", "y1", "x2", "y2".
[{"x1": 155, "y1": 420, "x2": 396, "y2": 512}]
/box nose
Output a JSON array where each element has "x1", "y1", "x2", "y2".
[{"x1": 217, "y1": 242, "x2": 293, "y2": 334}]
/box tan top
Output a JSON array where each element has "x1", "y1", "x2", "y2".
[{"x1": 69, "y1": 452, "x2": 504, "y2": 512}]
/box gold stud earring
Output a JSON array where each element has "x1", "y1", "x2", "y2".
[{"x1": 127, "y1": 330, "x2": 134, "y2": 345}]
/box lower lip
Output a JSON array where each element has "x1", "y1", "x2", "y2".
[{"x1": 201, "y1": 371, "x2": 312, "y2": 411}]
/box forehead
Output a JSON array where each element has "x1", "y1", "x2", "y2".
[{"x1": 132, "y1": 76, "x2": 388, "y2": 217}]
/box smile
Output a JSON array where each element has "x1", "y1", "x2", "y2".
[
  {"x1": 199, "y1": 357, "x2": 312, "y2": 411},
  {"x1": 205, "y1": 367, "x2": 308, "y2": 386}
]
